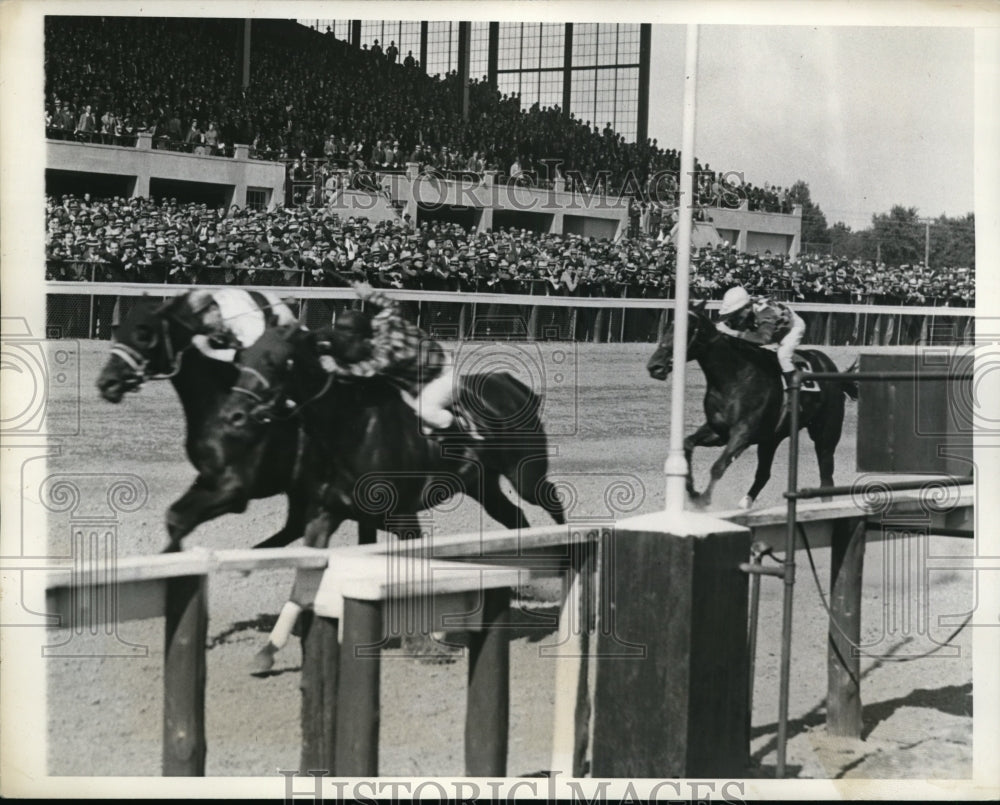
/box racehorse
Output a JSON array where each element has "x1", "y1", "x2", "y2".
[
  {"x1": 95, "y1": 290, "x2": 311, "y2": 552},
  {"x1": 646, "y1": 300, "x2": 858, "y2": 508},
  {"x1": 218, "y1": 322, "x2": 567, "y2": 670}
]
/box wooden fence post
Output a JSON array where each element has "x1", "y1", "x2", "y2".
[
  {"x1": 590, "y1": 511, "x2": 751, "y2": 778},
  {"x1": 163, "y1": 574, "x2": 208, "y2": 776},
  {"x1": 334, "y1": 597, "x2": 383, "y2": 776},
  {"x1": 550, "y1": 538, "x2": 598, "y2": 777},
  {"x1": 827, "y1": 516, "x2": 866, "y2": 738},
  {"x1": 464, "y1": 588, "x2": 510, "y2": 776},
  {"x1": 299, "y1": 609, "x2": 341, "y2": 773}
]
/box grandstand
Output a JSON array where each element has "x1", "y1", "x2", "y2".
[{"x1": 44, "y1": 16, "x2": 974, "y2": 345}]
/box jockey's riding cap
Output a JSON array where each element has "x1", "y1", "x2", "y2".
[{"x1": 719, "y1": 286, "x2": 751, "y2": 317}]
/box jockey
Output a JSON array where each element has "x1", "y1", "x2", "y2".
[
  {"x1": 716, "y1": 286, "x2": 807, "y2": 390},
  {"x1": 188, "y1": 288, "x2": 297, "y2": 361},
  {"x1": 326, "y1": 282, "x2": 474, "y2": 437}
]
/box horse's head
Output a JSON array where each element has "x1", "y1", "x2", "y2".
[
  {"x1": 220, "y1": 323, "x2": 317, "y2": 431},
  {"x1": 96, "y1": 295, "x2": 180, "y2": 402},
  {"x1": 97, "y1": 291, "x2": 227, "y2": 402},
  {"x1": 646, "y1": 299, "x2": 714, "y2": 381}
]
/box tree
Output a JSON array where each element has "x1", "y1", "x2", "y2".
[
  {"x1": 870, "y1": 205, "x2": 923, "y2": 265},
  {"x1": 828, "y1": 221, "x2": 877, "y2": 262},
  {"x1": 827, "y1": 221, "x2": 853, "y2": 256},
  {"x1": 928, "y1": 213, "x2": 975, "y2": 268},
  {"x1": 788, "y1": 180, "x2": 829, "y2": 250}
]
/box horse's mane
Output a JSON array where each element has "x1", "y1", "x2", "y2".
[{"x1": 719, "y1": 331, "x2": 780, "y2": 368}]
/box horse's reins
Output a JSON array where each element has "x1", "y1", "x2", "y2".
[
  {"x1": 110, "y1": 291, "x2": 295, "y2": 383},
  {"x1": 110, "y1": 316, "x2": 184, "y2": 381},
  {"x1": 233, "y1": 363, "x2": 336, "y2": 422}
]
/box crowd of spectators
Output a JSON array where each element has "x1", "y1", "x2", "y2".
[
  {"x1": 45, "y1": 16, "x2": 791, "y2": 208},
  {"x1": 45, "y1": 194, "x2": 975, "y2": 307}
]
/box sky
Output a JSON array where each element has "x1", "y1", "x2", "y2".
[{"x1": 647, "y1": 25, "x2": 975, "y2": 230}]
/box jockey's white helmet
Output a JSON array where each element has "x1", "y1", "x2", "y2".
[{"x1": 719, "y1": 286, "x2": 751, "y2": 317}]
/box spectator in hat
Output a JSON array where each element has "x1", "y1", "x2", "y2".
[{"x1": 75, "y1": 104, "x2": 96, "y2": 142}]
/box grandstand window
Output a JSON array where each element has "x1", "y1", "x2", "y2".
[
  {"x1": 246, "y1": 188, "x2": 269, "y2": 211},
  {"x1": 497, "y1": 73, "x2": 522, "y2": 103},
  {"x1": 614, "y1": 67, "x2": 639, "y2": 141},
  {"x1": 398, "y1": 21, "x2": 421, "y2": 61},
  {"x1": 594, "y1": 69, "x2": 617, "y2": 128},
  {"x1": 470, "y1": 21, "x2": 490, "y2": 81},
  {"x1": 540, "y1": 23, "x2": 565, "y2": 69},
  {"x1": 538, "y1": 70, "x2": 563, "y2": 111},
  {"x1": 597, "y1": 25, "x2": 618, "y2": 66},
  {"x1": 520, "y1": 71, "x2": 540, "y2": 108},
  {"x1": 497, "y1": 22, "x2": 522, "y2": 71},
  {"x1": 570, "y1": 69, "x2": 596, "y2": 127},
  {"x1": 360, "y1": 20, "x2": 382, "y2": 47},
  {"x1": 572, "y1": 23, "x2": 598, "y2": 65},
  {"x1": 359, "y1": 20, "x2": 414, "y2": 53},
  {"x1": 522, "y1": 24, "x2": 541, "y2": 70},
  {"x1": 426, "y1": 21, "x2": 458, "y2": 76},
  {"x1": 297, "y1": 19, "x2": 350, "y2": 41},
  {"x1": 616, "y1": 24, "x2": 641, "y2": 62}
]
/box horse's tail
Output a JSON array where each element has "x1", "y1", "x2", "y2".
[{"x1": 841, "y1": 358, "x2": 860, "y2": 401}]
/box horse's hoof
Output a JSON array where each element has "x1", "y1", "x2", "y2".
[
  {"x1": 251, "y1": 643, "x2": 278, "y2": 675},
  {"x1": 689, "y1": 493, "x2": 707, "y2": 509},
  {"x1": 738, "y1": 495, "x2": 754, "y2": 510}
]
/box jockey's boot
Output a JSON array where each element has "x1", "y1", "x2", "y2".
[{"x1": 782, "y1": 370, "x2": 797, "y2": 391}]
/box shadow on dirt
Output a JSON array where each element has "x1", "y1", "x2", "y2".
[
  {"x1": 750, "y1": 681, "x2": 973, "y2": 771},
  {"x1": 208, "y1": 613, "x2": 279, "y2": 648},
  {"x1": 859, "y1": 681, "x2": 972, "y2": 740}
]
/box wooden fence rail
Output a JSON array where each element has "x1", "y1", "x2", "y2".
[{"x1": 44, "y1": 484, "x2": 972, "y2": 777}]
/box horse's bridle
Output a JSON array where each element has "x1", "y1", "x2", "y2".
[
  {"x1": 229, "y1": 362, "x2": 335, "y2": 425},
  {"x1": 110, "y1": 315, "x2": 185, "y2": 384},
  {"x1": 687, "y1": 310, "x2": 716, "y2": 350},
  {"x1": 659, "y1": 308, "x2": 716, "y2": 359}
]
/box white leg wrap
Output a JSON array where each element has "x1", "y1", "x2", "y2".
[{"x1": 269, "y1": 600, "x2": 303, "y2": 650}]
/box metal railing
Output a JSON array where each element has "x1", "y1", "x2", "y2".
[{"x1": 769, "y1": 368, "x2": 976, "y2": 777}]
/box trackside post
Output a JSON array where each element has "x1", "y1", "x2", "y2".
[
  {"x1": 162, "y1": 574, "x2": 208, "y2": 776},
  {"x1": 590, "y1": 510, "x2": 750, "y2": 777}
]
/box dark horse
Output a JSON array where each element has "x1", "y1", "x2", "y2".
[
  {"x1": 95, "y1": 291, "x2": 311, "y2": 552},
  {"x1": 218, "y1": 322, "x2": 567, "y2": 670},
  {"x1": 646, "y1": 300, "x2": 858, "y2": 508}
]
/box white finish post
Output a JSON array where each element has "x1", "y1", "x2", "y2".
[{"x1": 664, "y1": 25, "x2": 700, "y2": 511}]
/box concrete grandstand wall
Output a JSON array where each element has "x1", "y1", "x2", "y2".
[
  {"x1": 46, "y1": 135, "x2": 285, "y2": 208},
  {"x1": 706, "y1": 204, "x2": 802, "y2": 256},
  {"x1": 44, "y1": 138, "x2": 800, "y2": 253}
]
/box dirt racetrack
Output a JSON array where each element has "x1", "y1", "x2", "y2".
[{"x1": 45, "y1": 341, "x2": 973, "y2": 778}]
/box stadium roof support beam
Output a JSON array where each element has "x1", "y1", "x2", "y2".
[
  {"x1": 351, "y1": 20, "x2": 361, "y2": 48},
  {"x1": 487, "y1": 22, "x2": 499, "y2": 87},
  {"x1": 562, "y1": 23, "x2": 573, "y2": 118},
  {"x1": 241, "y1": 19, "x2": 251, "y2": 90},
  {"x1": 458, "y1": 21, "x2": 471, "y2": 120},
  {"x1": 420, "y1": 21, "x2": 429, "y2": 73},
  {"x1": 637, "y1": 23, "x2": 652, "y2": 144}
]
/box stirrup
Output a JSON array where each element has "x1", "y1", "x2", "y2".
[{"x1": 782, "y1": 371, "x2": 819, "y2": 392}]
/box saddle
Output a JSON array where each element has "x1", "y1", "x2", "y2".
[{"x1": 781, "y1": 355, "x2": 820, "y2": 392}]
